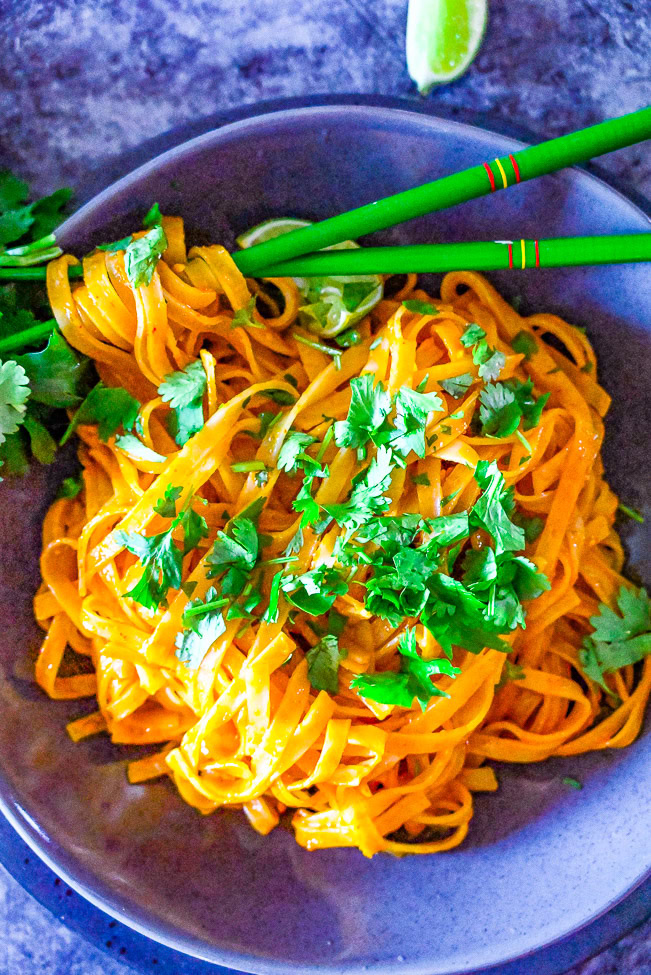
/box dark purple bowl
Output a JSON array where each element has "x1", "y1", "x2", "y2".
[{"x1": 0, "y1": 104, "x2": 649, "y2": 975}]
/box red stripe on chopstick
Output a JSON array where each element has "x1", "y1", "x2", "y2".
[
  {"x1": 483, "y1": 162, "x2": 496, "y2": 192},
  {"x1": 535, "y1": 239, "x2": 540, "y2": 267},
  {"x1": 508, "y1": 243, "x2": 514, "y2": 268},
  {"x1": 509, "y1": 154, "x2": 521, "y2": 183}
]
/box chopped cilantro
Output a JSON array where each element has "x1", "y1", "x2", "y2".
[
  {"x1": 56, "y1": 474, "x2": 83, "y2": 500},
  {"x1": 115, "y1": 486, "x2": 208, "y2": 609},
  {"x1": 411, "y1": 473, "x2": 431, "y2": 486},
  {"x1": 175, "y1": 586, "x2": 227, "y2": 669},
  {"x1": 158, "y1": 360, "x2": 206, "y2": 446},
  {"x1": 562, "y1": 777, "x2": 582, "y2": 790},
  {"x1": 333, "y1": 374, "x2": 392, "y2": 454},
  {"x1": 471, "y1": 460, "x2": 525, "y2": 555},
  {"x1": 580, "y1": 586, "x2": 651, "y2": 696},
  {"x1": 495, "y1": 659, "x2": 526, "y2": 691},
  {"x1": 473, "y1": 342, "x2": 506, "y2": 382},
  {"x1": 441, "y1": 373, "x2": 474, "y2": 399},
  {"x1": 402, "y1": 299, "x2": 438, "y2": 315},
  {"x1": 142, "y1": 202, "x2": 162, "y2": 228},
  {"x1": 114, "y1": 434, "x2": 165, "y2": 463},
  {"x1": 351, "y1": 628, "x2": 459, "y2": 710},
  {"x1": 232, "y1": 296, "x2": 262, "y2": 330},
  {"x1": 512, "y1": 330, "x2": 538, "y2": 360},
  {"x1": 460, "y1": 323, "x2": 486, "y2": 347},
  {"x1": 265, "y1": 388, "x2": 296, "y2": 406},
  {"x1": 60, "y1": 382, "x2": 140, "y2": 445},
  {"x1": 306, "y1": 633, "x2": 348, "y2": 694},
  {"x1": 391, "y1": 386, "x2": 443, "y2": 459},
  {"x1": 278, "y1": 431, "x2": 318, "y2": 474},
  {"x1": 334, "y1": 328, "x2": 361, "y2": 349},
  {"x1": 124, "y1": 225, "x2": 168, "y2": 288},
  {"x1": 480, "y1": 379, "x2": 549, "y2": 438}
]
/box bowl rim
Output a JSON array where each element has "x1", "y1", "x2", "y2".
[{"x1": 1, "y1": 96, "x2": 650, "y2": 975}]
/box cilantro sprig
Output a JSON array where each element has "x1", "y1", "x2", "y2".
[
  {"x1": 158, "y1": 361, "x2": 206, "y2": 446},
  {"x1": 580, "y1": 586, "x2": 651, "y2": 698},
  {"x1": 115, "y1": 486, "x2": 208, "y2": 610},
  {"x1": 351, "y1": 627, "x2": 460, "y2": 710}
]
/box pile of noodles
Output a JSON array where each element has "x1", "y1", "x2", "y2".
[{"x1": 34, "y1": 215, "x2": 651, "y2": 856}]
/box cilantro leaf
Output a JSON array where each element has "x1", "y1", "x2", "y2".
[
  {"x1": 115, "y1": 434, "x2": 166, "y2": 463},
  {"x1": 495, "y1": 659, "x2": 526, "y2": 691},
  {"x1": 60, "y1": 382, "x2": 140, "y2": 445},
  {"x1": 158, "y1": 361, "x2": 206, "y2": 446},
  {"x1": 175, "y1": 586, "x2": 226, "y2": 669},
  {"x1": 244, "y1": 411, "x2": 281, "y2": 441},
  {"x1": 306, "y1": 634, "x2": 347, "y2": 694},
  {"x1": 232, "y1": 296, "x2": 262, "y2": 330},
  {"x1": 460, "y1": 323, "x2": 486, "y2": 347},
  {"x1": 473, "y1": 342, "x2": 506, "y2": 382},
  {"x1": 13, "y1": 330, "x2": 88, "y2": 408},
  {"x1": 580, "y1": 587, "x2": 651, "y2": 694},
  {"x1": 441, "y1": 373, "x2": 474, "y2": 399},
  {"x1": 23, "y1": 412, "x2": 57, "y2": 464},
  {"x1": 325, "y1": 445, "x2": 394, "y2": 531},
  {"x1": 264, "y1": 388, "x2": 296, "y2": 406},
  {"x1": 512, "y1": 511, "x2": 544, "y2": 544},
  {"x1": 277, "y1": 431, "x2": 317, "y2": 474},
  {"x1": 143, "y1": 202, "x2": 162, "y2": 228},
  {"x1": 56, "y1": 474, "x2": 83, "y2": 499},
  {"x1": 402, "y1": 299, "x2": 438, "y2": 315},
  {"x1": 206, "y1": 506, "x2": 262, "y2": 598},
  {"x1": 0, "y1": 360, "x2": 30, "y2": 443},
  {"x1": 391, "y1": 386, "x2": 443, "y2": 459},
  {"x1": 97, "y1": 236, "x2": 133, "y2": 253},
  {"x1": 333, "y1": 374, "x2": 392, "y2": 452},
  {"x1": 470, "y1": 460, "x2": 525, "y2": 555},
  {"x1": 0, "y1": 206, "x2": 34, "y2": 246},
  {"x1": 411, "y1": 473, "x2": 430, "y2": 486},
  {"x1": 479, "y1": 383, "x2": 521, "y2": 437},
  {"x1": 115, "y1": 487, "x2": 207, "y2": 609},
  {"x1": 351, "y1": 628, "x2": 460, "y2": 710},
  {"x1": 124, "y1": 225, "x2": 168, "y2": 288},
  {"x1": 512, "y1": 330, "x2": 538, "y2": 360},
  {"x1": 282, "y1": 565, "x2": 348, "y2": 616}
]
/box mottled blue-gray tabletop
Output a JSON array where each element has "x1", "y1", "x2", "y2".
[{"x1": 0, "y1": 1, "x2": 649, "y2": 974}]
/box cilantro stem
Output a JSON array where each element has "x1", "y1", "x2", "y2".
[
  {"x1": 230, "y1": 460, "x2": 267, "y2": 473},
  {"x1": 0, "y1": 319, "x2": 55, "y2": 354},
  {"x1": 183, "y1": 596, "x2": 230, "y2": 618},
  {"x1": 259, "y1": 555, "x2": 299, "y2": 566},
  {"x1": 515, "y1": 429, "x2": 531, "y2": 453},
  {"x1": 316, "y1": 424, "x2": 334, "y2": 463},
  {"x1": 0, "y1": 266, "x2": 83, "y2": 281},
  {"x1": 293, "y1": 333, "x2": 342, "y2": 370}
]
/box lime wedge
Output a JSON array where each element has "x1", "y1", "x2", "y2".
[
  {"x1": 237, "y1": 218, "x2": 383, "y2": 338},
  {"x1": 236, "y1": 218, "x2": 312, "y2": 249},
  {"x1": 406, "y1": 0, "x2": 487, "y2": 94}
]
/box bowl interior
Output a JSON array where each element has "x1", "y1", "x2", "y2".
[{"x1": 0, "y1": 106, "x2": 649, "y2": 975}]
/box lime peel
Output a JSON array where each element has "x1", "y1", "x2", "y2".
[{"x1": 406, "y1": 0, "x2": 488, "y2": 94}]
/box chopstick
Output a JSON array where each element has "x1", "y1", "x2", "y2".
[
  {"x1": 253, "y1": 233, "x2": 651, "y2": 277},
  {"x1": 233, "y1": 106, "x2": 651, "y2": 276}
]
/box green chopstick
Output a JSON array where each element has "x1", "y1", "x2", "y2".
[
  {"x1": 233, "y1": 106, "x2": 651, "y2": 276},
  {"x1": 253, "y1": 234, "x2": 651, "y2": 276}
]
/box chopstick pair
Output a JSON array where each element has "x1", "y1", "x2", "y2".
[{"x1": 232, "y1": 105, "x2": 651, "y2": 277}]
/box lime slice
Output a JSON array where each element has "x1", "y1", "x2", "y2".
[
  {"x1": 406, "y1": 0, "x2": 487, "y2": 94},
  {"x1": 237, "y1": 218, "x2": 383, "y2": 339}
]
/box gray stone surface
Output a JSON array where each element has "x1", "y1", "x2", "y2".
[{"x1": 0, "y1": 1, "x2": 649, "y2": 973}]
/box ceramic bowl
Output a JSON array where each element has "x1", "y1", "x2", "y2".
[{"x1": 0, "y1": 103, "x2": 649, "y2": 975}]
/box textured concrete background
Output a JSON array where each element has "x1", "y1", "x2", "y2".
[{"x1": 0, "y1": 0, "x2": 649, "y2": 972}]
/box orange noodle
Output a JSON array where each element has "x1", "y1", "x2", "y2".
[{"x1": 34, "y1": 217, "x2": 650, "y2": 857}]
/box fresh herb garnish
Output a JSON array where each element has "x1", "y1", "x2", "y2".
[
  {"x1": 232, "y1": 296, "x2": 262, "y2": 330},
  {"x1": 411, "y1": 473, "x2": 431, "y2": 486},
  {"x1": 175, "y1": 586, "x2": 227, "y2": 669},
  {"x1": 479, "y1": 378, "x2": 549, "y2": 438},
  {"x1": 60, "y1": 382, "x2": 140, "y2": 445},
  {"x1": 402, "y1": 299, "x2": 438, "y2": 315},
  {"x1": 142, "y1": 202, "x2": 162, "y2": 228},
  {"x1": 460, "y1": 323, "x2": 486, "y2": 347},
  {"x1": 115, "y1": 486, "x2": 208, "y2": 609},
  {"x1": 512, "y1": 330, "x2": 538, "y2": 360},
  {"x1": 441, "y1": 373, "x2": 474, "y2": 399},
  {"x1": 0, "y1": 360, "x2": 30, "y2": 445},
  {"x1": 158, "y1": 360, "x2": 206, "y2": 446},
  {"x1": 306, "y1": 633, "x2": 348, "y2": 694},
  {"x1": 580, "y1": 586, "x2": 651, "y2": 697},
  {"x1": 351, "y1": 627, "x2": 459, "y2": 710},
  {"x1": 124, "y1": 225, "x2": 168, "y2": 288}
]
